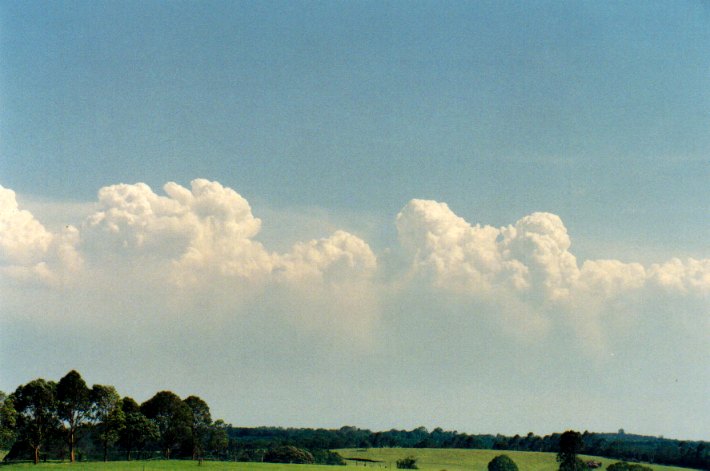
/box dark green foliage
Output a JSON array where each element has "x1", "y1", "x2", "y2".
[
  {"x1": 488, "y1": 454, "x2": 519, "y2": 471},
  {"x1": 264, "y1": 445, "x2": 316, "y2": 464},
  {"x1": 397, "y1": 455, "x2": 419, "y2": 469},
  {"x1": 12, "y1": 378, "x2": 59, "y2": 464},
  {"x1": 312, "y1": 449, "x2": 347, "y2": 465},
  {"x1": 207, "y1": 419, "x2": 229, "y2": 459},
  {"x1": 0, "y1": 391, "x2": 17, "y2": 449},
  {"x1": 91, "y1": 385, "x2": 124, "y2": 462},
  {"x1": 558, "y1": 431, "x2": 584, "y2": 471},
  {"x1": 56, "y1": 369, "x2": 92, "y2": 462},
  {"x1": 140, "y1": 391, "x2": 193, "y2": 459},
  {"x1": 118, "y1": 398, "x2": 159, "y2": 461},
  {"x1": 184, "y1": 395, "x2": 212, "y2": 460}
]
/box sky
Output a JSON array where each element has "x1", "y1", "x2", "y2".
[{"x1": 0, "y1": 1, "x2": 708, "y2": 441}]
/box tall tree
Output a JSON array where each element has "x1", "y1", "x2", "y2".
[
  {"x1": 13, "y1": 379, "x2": 59, "y2": 465},
  {"x1": 141, "y1": 391, "x2": 192, "y2": 459},
  {"x1": 56, "y1": 370, "x2": 92, "y2": 463},
  {"x1": 207, "y1": 419, "x2": 229, "y2": 459},
  {"x1": 557, "y1": 430, "x2": 584, "y2": 471},
  {"x1": 184, "y1": 395, "x2": 212, "y2": 460},
  {"x1": 118, "y1": 397, "x2": 158, "y2": 461},
  {"x1": 91, "y1": 385, "x2": 124, "y2": 462}
]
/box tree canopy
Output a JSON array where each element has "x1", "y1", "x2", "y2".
[{"x1": 488, "y1": 454, "x2": 519, "y2": 471}]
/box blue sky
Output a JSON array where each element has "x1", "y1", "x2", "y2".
[{"x1": 1, "y1": 1, "x2": 709, "y2": 440}]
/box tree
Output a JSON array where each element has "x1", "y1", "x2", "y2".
[
  {"x1": 118, "y1": 397, "x2": 158, "y2": 461},
  {"x1": 141, "y1": 391, "x2": 192, "y2": 459},
  {"x1": 56, "y1": 370, "x2": 92, "y2": 463},
  {"x1": 264, "y1": 445, "x2": 316, "y2": 464},
  {"x1": 0, "y1": 391, "x2": 17, "y2": 450},
  {"x1": 13, "y1": 379, "x2": 59, "y2": 464},
  {"x1": 207, "y1": 419, "x2": 229, "y2": 459},
  {"x1": 184, "y1": 395, "x2": 212, "y2": 460},
  {"x1": 488, "y1": 454, "x2": 519, "y2": 471},
  {"x1": 91, "y1": 385, "x2": 124, "y2": 462},
  {"x1": 558, "y1": 430, "x2": 585, "y2": 471}
]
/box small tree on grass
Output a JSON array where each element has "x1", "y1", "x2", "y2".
[
  {"x1": 397, "y1": 456, "x2": 418, "y2": 469},
  {"x1": 488, "y1": 454, "x2": 519, "y2": 471}
]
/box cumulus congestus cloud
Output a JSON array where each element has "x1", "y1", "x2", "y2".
[
  {"x1": 0, "y1": 180, "x2": 707, "y2": 347},
  {"x1": 0, "y1": 185, "x2": 81, "y2": 284}
]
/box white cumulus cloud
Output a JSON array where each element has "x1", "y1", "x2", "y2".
[{"x1": 0, "y1": 185, "x2": 81, "y2": 284}]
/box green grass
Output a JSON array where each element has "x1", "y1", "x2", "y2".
[{"x1": 0, "y1": 449, "x2": 698, "y2": 471}]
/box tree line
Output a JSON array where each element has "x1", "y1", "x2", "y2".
[
  {"x1": 1, "y1": 371, "x2": 707, "y2": 469},
  {"x1": 225, "y1": 426, "x2": 708, "y2": 469},
  {"x1": 0, "y1": 370, "x2": 231, "y2": 464}
]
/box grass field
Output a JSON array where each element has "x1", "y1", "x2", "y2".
[{"x1": 0, "y1": 449, "x2": 697, "y2": 471}]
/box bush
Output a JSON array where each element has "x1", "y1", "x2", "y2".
[
  {"x1": 397, "y1": 456, "x2": 418, "y2": 469},
  {"x1": 312, "y1": 449, "x2": 346, "y2": 466},
  {"x1": 263, "y1": 445, "x2": 315, "y2": 464},
  {"x1": 488, "y1": 454, "x2": 519, "y2": 471}
]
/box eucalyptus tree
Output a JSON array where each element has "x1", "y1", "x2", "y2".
[
  {"x1": 56, "y1": 370, "x2": 92, "y2": 463},
  {"x1": 13, "y1": 379, "x2": 59, "y2": 464},
  {"x1": 118, "y1": 397, "x2": 158, "y2": 461},
  {"x1": 91, "y1": 384, "x2": 124, "y2": 461},
  {"x1": 141, "y1": 391, "x2": 192, "y2": 459},
  {"x1": 184, "y1": 395, "x2": 212, "y2": 460}
]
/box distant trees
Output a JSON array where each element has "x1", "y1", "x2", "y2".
[{"x1": 488, "y1": 454, "x2": 519, "y2": 471}]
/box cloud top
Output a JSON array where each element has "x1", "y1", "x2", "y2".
[{"x1": 1, "y1": 180, "x2": 707, "y2": 344}]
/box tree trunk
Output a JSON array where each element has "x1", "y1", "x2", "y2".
[
  {"x1": 33, "y1": 446, "x2": 40, "y2": 465},
  {"x1": 127, "y1": 449, "x2": 132, "y2": 461},
  {"x1": 69, "y1": 429, "x2": 75, "y2": 463},
  {"x1": 103, "y1": 442, "x2": 108, "y2": 462}
]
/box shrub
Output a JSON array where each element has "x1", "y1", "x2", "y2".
[
  {"x1": 263, "y1": 445, "x2": 315, "y2": 464},
  {"x1": 397, "y1": 456, "x2": 418, "y2": 469},
  {"x1": 488, "y1": 454, "x2": 519, "y2": 471}
]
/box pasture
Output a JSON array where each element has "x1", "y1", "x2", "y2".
[{"x1": 0, "y1": 449, "x2": 697, "y2": 471}]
